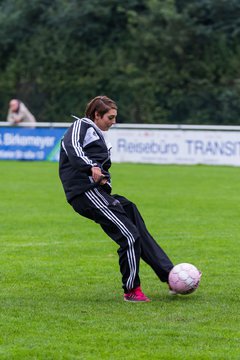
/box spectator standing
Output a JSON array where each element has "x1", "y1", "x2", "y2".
[{"x1": 7, "y1": 99, "x2": 36, "y2": 126}]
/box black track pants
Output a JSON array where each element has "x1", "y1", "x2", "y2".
[{"x1": 70, "y1": 187, "x2": 174, "y2": 292}]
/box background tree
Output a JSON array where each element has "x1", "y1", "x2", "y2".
[{"x1": 0, "y1": 0, "x2": 240, "y2": 124}]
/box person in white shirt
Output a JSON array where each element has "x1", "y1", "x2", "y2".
[{"x1": 7, "y1": 99, "x2": 36, "y2": 126}]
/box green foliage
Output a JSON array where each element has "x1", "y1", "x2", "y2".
[{"x1": 0, "y1": 0, "x2": 240, "y2": 124}]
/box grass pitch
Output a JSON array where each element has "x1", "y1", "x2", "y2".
[{"x1": 0, "y1": 161, "x2": 239, "y2": 359}]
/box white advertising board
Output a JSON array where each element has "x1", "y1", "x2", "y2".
[
  {"x1": 1, "y1": 122, "x2": 240, "y2": 166},
  {"x1": 107, "y1": 128, "x2": 240, "y2": 166}
]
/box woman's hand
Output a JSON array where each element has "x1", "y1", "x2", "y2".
[{"x1": 91, "y1": 166, "x2": 108, "y2": 185}]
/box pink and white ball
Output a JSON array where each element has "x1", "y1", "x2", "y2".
[{"x1": 168, "y1": 263, "x2": 202, "y2": 295}]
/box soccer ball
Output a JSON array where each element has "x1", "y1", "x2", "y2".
[{"x1": 168, "y1": 263, "x2": 202, "y2": 295}]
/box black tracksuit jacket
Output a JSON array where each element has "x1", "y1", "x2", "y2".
[{"x1": 59, "y1": 116, "x2": 112, "y2": 203}]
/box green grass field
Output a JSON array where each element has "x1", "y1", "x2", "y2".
[{"x1": 0, "y1": 160, "x2": 239, "y2": 359}]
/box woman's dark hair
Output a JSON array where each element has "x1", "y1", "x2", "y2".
[{"x1": 85, "y1": 96, "x2": 117, "y2": 121}]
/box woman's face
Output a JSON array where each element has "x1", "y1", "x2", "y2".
[{"x1": 94, "y1": 109, "x2": 117, "y2": 131}]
